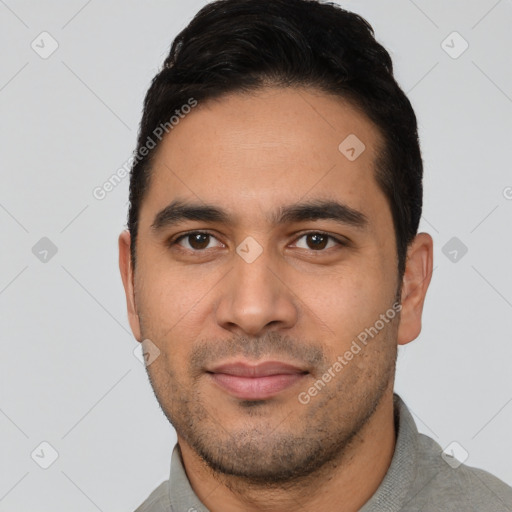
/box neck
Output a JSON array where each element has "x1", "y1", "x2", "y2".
[{"x1": 177, "y1": 389, "x2": 397, "y2": 512}]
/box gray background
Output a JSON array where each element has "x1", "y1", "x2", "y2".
[{"x1": 1, "y1": 0, "x2": 511, "y2": 510}]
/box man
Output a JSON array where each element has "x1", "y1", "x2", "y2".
[{"x1": 119, "y1": 0, "x2": 512, "y2": 510}]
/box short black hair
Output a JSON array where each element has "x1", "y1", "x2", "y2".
[{"x1": 128, "y1": 0, "x2": 423, "y2": 281}]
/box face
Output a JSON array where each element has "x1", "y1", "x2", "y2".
[{"x1": 119, "y1": 87, "x2": 430, "y2": 484}]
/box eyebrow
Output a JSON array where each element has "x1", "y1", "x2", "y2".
[{"x1": 150, "y1": 198, "x2": 369, "y2": 233}]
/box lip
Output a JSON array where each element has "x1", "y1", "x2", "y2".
[{"x1": 207, "y1": 360, "x2": 308, "y2": 400}]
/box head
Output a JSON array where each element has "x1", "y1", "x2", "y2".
[{"x1": 119, "y1": 0, "x2": 432, "y2": 485}]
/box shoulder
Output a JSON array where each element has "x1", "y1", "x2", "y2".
[
  {"x1": 133, "y1": 480, "x2": 171, "y2": 512},
  {"x1": 409, "y1": 432, "x2": 512, "y2": 511}
]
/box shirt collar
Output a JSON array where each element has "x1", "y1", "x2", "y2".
[{"x1": 359, "y1": 392, "x2": 418, "y2": 511}]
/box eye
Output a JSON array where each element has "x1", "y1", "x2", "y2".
[
  {"x1": 292, "y1": 231, "x2": 346, "y2": 251},
  {"x1": 171, "y1": 231, "x2": 224, "y2": 251}
]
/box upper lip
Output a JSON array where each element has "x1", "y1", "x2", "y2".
[{"x1": 208, "y1": 360, "x2": 308, "y2": 377}]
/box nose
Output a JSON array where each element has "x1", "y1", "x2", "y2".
[{"x1": 214, "y1": 246, "x2": 299, "y2": 337}]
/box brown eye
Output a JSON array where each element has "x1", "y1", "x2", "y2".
[
  {"x1": 305, "y1": 233, "x2": 329, "y2": 250},
  {"x1": 187, "y1": 233, "x2": 211, "y2": 250},
  {"x1": 293, "y1": 232, "x2": 344, "y2": 251},
  {"x1": 172, "y1": 231, "x2": 222, "y2": 251}
]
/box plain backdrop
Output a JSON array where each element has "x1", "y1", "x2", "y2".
[{"x1": 1, "y1": 1, "x2": 511, "y2": 510}]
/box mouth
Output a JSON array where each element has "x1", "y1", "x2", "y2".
[{"x1": 206, "y1": 360, "x2": 309, "y2": 400}]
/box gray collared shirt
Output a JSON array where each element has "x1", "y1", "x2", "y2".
[{"x1": 133, "y1": 393, "x2": 512, "y2": 511}]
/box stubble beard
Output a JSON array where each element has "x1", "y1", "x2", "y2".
[{"x1": 144, "y1": 326, "x2": 398, "y2": 488}]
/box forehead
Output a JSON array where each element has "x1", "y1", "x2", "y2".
[{"x1": 139, "y1": 87, "x2": 390, "y2": 232}]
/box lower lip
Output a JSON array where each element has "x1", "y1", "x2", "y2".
[{"x1": 209, "y1": 372, "x2": 306, "y2": 400}]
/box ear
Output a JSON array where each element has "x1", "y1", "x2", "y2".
[
  {"x1": 397, "y1": 232, "x2": 433, "y2": 346},
  {"x1": 118, "y1": 230, "x2": 142, "y2": 342}
]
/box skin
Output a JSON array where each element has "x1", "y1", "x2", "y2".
[{"x1": 119, "y1": 86, "x2": 433, "y2": 512}]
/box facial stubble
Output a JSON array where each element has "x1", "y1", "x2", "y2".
[{"x1": 143, "y1": 320, "x2": 399, "y2": 489}]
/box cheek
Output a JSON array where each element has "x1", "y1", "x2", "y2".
[
  {"x1": 137, "y1": 257, "x2": 208, "y2": 319},
  {"x1": 301, "y1": 262, "x2": 395, "y2": 344}
]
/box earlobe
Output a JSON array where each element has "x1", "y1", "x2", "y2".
[
  {"x1": 397, "y1": 232, "x2": 434, "y2": 346},
  {"x1": 118, "y1": 230, "x2": 142, "y2": 341}
]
